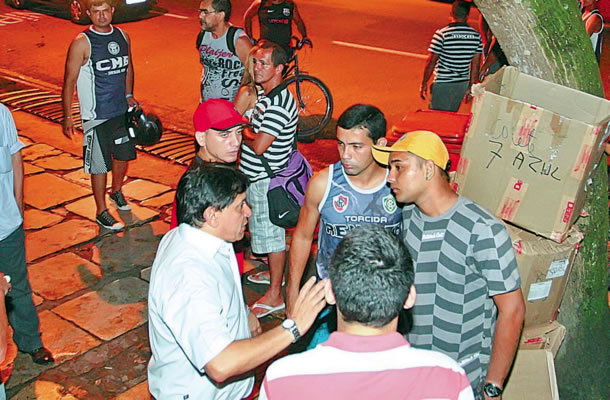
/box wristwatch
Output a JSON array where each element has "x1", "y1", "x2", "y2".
[
  {"x1": 483, "y1": 382, "x2": 503, "y2": 398},
  {"x1": 281, "y1": 318, "x2": 301, "y2": 343}
]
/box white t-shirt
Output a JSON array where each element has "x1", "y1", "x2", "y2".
[
  {"x1": 0, "y1": 103, "x2": 24, "y2": 241},
  {"x1": 147, "y1": 224, "x2": 253, "y2": 399}
]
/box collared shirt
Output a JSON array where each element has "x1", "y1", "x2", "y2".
[
  {"x1": 0, "y1": 104, "x2": 24, "y2": 242},
  {"x1": 148, "y1": 224, "x2": 253, "y2": 399},
  {"x1": 261, "y1": 332, "x2": 473, "y2": 400}
]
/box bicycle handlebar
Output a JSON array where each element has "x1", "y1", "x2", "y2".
[{"x1": 291, "y1": 36, "x2": 313, "y2": 50}]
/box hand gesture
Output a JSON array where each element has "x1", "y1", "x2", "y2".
[
  {"x1": 62, "y1": 116, "x2": 75, "y2": 139},
  {"x1": 248, "y1": 311, "x2": 262, "y2": 337},
  {"x1": 419, "y1": 83, "x2": 428, "y2": 100},
  {"x1": 0, "y1": 274, "x2": 11, "y2": 296},
  {"x1": 289, "y1": 277, "x2": 327, "y2": 336}
]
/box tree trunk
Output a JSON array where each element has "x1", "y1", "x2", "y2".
[{"x1": 474, "y1": 1, "x2": 609, "y2": 398}]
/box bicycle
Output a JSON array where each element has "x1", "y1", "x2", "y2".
[{"x1": 282, "y1": 37, "x2": 333, "y2": 141}]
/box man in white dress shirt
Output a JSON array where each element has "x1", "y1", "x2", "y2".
[{"x1": 148, "y1": 163, "x2": 327, "y2": 399}]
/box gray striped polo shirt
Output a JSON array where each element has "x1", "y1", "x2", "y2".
[
  {"x1": 429, "y1": 22, "x2": 482, "y2": 83},
  {"x1": 402, "y1": 196, "x2": 520, "y2": 388}
]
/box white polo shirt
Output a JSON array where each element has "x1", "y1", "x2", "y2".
[
  {"x1": 0, "y1": 104, "x2": 24, "y2": 242},
  {"x1": 148, "y1": 224, "x2": 253, "y2": 399}
]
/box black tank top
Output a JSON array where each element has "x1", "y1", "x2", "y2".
[{"x1": 258, "y1": 0, "x2": 294, "y2": 49}]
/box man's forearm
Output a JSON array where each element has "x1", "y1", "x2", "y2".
[
  {"x1": 296, "y1": 21, "x2": 307, "y2": 38},
  {"x1": 421, "y1": 60, "x2": 435, "y2": 87},
  {"x1": 286, "y1": 235, "x2": 314, "y2": 295},
  {"x1": 485, "y1": 307, "x2": 523, "y2": 387},
  {"x1": 61, "y1": 81, "x2": 76, "y2": 119},
  {"x1": 206, "y1": 322, "x2": 293, "y2": 383}
]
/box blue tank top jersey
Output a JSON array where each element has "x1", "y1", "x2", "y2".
[
  {"x1": 258, "y1": 0, "x2": 294, "y2": 49},
  {"x1": 316, "y1": 162, "x2": 402, "y2": 279},
  {"x1": 77, "y1": 26, "x2": 129, "y2": 121}
]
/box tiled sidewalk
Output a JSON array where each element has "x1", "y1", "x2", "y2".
[{"x1": 3, "y1": 109, "x2": 325, "y2": 399}]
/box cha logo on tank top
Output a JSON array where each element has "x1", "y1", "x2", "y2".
[
  {"x1": 333, "y1": 194, "x2": 349, "y2": 213},
  {"x1": 382, "y1": 194, "x2": 397, "y2": 214},
  {"x1": 107, "y1": 41, "x2": 121, "y2": 56}
]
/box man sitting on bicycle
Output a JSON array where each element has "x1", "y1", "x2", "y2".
[
  {"x1": 243, "y1": 0, "x2": 309, "y2": 57},
  {"x1": 239, "y1": 40, "x2": 299, "y2": 318}
]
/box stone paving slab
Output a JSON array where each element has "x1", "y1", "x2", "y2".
[
  {"x1": 18, "y1": 136, "x2": 34, "y2": 147},
  {"x1": 91, "y1": 221, "x2": 168, "y2": 275},
  {"x1": 23, "y1": 162, "x2": 44, "y2": 175},
  {"x1": 33, "y1": 293, "x2": 44, "y2": 306},
  {"x1": 139, "y1": 267, "x2": 151, "y2": 283},
  {"x1": 65, "y1": 195, "x2": 158, "y2": 228},
  {"x1": 38, "y1": 310, "x2": 102, "y2": 363},
  {"x1": 52, "y1": 277, "x2": 148, "y2": 341},
  {"x1": 12, "y1": 380, "x2": 79, "y2": 400},
  {"x1": 121, "y1": 179, "x2": 172, "y2": 201},
  {"x1": 140, "y1": 191, "x2": 175, "y2": 208},
  {"x1": 34, "y1": 325, "x2": 150, "y2": 399},
  {"x1": 29, "y1": 253, "x2": 103, "y2": 301},
  {"x1": 63, "y1": 170, "x2": 113, "y2": 189},
  {"x1": 23, "y1": 209, "x2": 63, "y2": 230},
  {"x1": 32, "y1": 154, "x2": 82, "y2": 171},
  {"x1": 113, "y1": 381, "x2": 150, "y2": 399},
  {"x1": 24, "y1": 173, "x2": 90, "y2": 210},
  {"x1": 25, "y1": 219, "x2": 99, "y2": 263},
  {"x1": 21, "y1": 143, "x2": 62, "y2": 162}
]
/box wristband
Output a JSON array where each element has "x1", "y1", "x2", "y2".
[{"x1": 125, "y1": 93, "x2": 133, "y2": 99}]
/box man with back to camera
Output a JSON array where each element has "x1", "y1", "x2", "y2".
[
  {"x1": 239, "y1": 40, "x2": 298, "y2": 318},
  {"x1": 420, "y1": 0, "x2": 482, "y2": 112},
  {"x1": 148, "y1": 164, "x2": 327, "y2": 399},
  {"x1": 283, "y1": 104, "x2": 402, "y2": 347},
  {"x1": 261, "y1": 225, "x2": 474, "y2": 400},
  {"x1": 197, "y1": 0, "x2": 253, "y2": 102},
  {"x1": 243, "y1": 0, "x2": 309, "y2": 56},
  {"x1": 372, "y1": 130, "x2": 525, "y2": 399},
  {"x1": 0, "y1": 104, "x2": 53, "y2": 366},
  {"x1": 62, "y1": 0, "x2": 138, "y2": 230}
]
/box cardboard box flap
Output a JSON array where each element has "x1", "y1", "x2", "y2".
[
  {"x1": 509, "y1": 226, "x2": 583, "y2": 256},
  {"x1": 519, "y1": 321, "x2": 567, "y2": 358},
  {"x1": 504, "y1": 350, "x2": 559, "y2": 400},
  {"x1": 481, "y1": 67, "x2": 610, "y2": 125}
]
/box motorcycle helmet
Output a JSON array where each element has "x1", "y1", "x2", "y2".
[{"x1": 126, "y1": 107, "x2": 163, "y2": 146}]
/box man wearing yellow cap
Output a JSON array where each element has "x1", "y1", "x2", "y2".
[{"x1": 372, "y1": 131, "x2": 525, "y2": 400}]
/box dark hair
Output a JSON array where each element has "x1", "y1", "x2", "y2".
[
  {"x1": 211, "y1": 0, "x2": 231, "y2": 21},
  {"x1": 176, "y1": 164, "x2": 249, "y2": 227},
  {"x1": 328, "y1": 225, "x2": 414, "y2": 328},
  {"x1": 452, "y1": 0, "x2": 471, "y2": 20},
  {"x1": 256, "y1": 40, "x2": 289, "y2": 68},
  {"x1": 337, "y1": 104, "x2": 387, "y2": 143}
]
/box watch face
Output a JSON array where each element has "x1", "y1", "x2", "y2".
[
  {"x1": 282, "y1": 319, "x2": 294, "y2": 329},
  {"x1": 483, "y1": 383, "x2": 502, "y2": 397}
]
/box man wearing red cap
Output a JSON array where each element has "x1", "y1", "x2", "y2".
[
  {"x1": 170, "y1": 99, "x2": 247, "y2": 229},
  {"x1": 372, "y1": 131, "x2": 525, "y2": 400}
]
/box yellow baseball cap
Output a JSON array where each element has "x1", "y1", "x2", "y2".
[{"x1": 372, "y1": 130, "x2": 449, "y2": 170}]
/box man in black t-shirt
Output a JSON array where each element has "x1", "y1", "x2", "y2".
[{"x1": 243, "y1": 0, "x2": 309, "y2": 56}]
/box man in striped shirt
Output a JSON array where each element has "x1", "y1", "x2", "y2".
[
  {"x1": 260, "y1": 225, "x2": 474, "y2": 400},
  {"x1": 239, "y1": 40, "x2": 298, "y2": 318},
  {"x1": 420, "y1": 0, "x2": 482, "y2": 112}
]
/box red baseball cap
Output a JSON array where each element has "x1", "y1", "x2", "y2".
[{"x1": 193, "y1": 99, "x2": 248, "y2": 132}]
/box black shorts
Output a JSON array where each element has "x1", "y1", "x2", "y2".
[{"x1": 83, "y1": 114, "x2": 136, "y2": 174}]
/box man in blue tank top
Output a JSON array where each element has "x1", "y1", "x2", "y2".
[
  {"x1": 284, "y1": 104, "x2": 402, "y2": 347},
  {"x1": 62, "y1": 0, "x2": 138, "y2": 231}
]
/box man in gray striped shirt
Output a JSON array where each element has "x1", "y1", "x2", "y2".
[
  {"x1": 372, "y1": 131, "x2": 525, "y2": 400},
  {"x1": 420, "y1": 0, "x2": 482, "y2": 112},
  {"x1": 240, "y1": 40, "x2": 298, "y2": 318}
]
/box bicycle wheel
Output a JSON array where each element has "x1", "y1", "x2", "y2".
[{"x1": 285, "y1": 74, "x2": 333, "y2": 139}]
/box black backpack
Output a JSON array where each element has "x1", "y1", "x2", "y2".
[{"x1": 196, "y1": 26, "x2": 240, "y2": 56}]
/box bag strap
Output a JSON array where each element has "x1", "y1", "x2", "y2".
[
  {"x1": 256, "y1": 153, "x2": 276, "y2": 178},
  {"x1": 226, "y1": 26, "x2": 238, "y2": 57}
]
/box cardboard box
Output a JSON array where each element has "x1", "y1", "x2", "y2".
[
  {"x1": 507, "y1": 224, "x2": 583, "y2": 327},
  {"x1": 454, "y1": 66, "x2": 610, "y2": 242},
  {"x1": 504, "y1": 350, "x2": 559, "y2": 400},
  {"x1": 519, "y1": 321, "x2": 566, "y2": 358}
]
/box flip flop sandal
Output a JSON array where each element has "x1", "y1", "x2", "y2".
[
  {"x1": 250, "y1": 302, "x2": 286, "y2": 318},
  {"x1": 246, "y1": 271, "x2": 286, "y2": 286}
]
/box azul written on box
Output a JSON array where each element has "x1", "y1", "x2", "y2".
[
  {"x1": 507, "y1": 224, "x2": 583, "y2": 328},
  {"x1": 454, "y1": 66, "x2": 610, "y2": 242}
]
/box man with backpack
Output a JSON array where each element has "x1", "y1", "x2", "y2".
[
  {"x1": 198, "y1": 0, "x2": 252, "y2": 102},
  {"x1": 283, "y1": 104, "x2": 402, "y2": 348},
  {"x1": 239, "y1": 40, "x2": 298, "y2": 319}
]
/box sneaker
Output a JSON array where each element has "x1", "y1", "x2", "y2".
[
  {"x1": 110, "y1": 190, "x2": 131, "y2": 211},
  {"x1": 96, "y1": 209, "x2": 124, "y2": 230}
]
